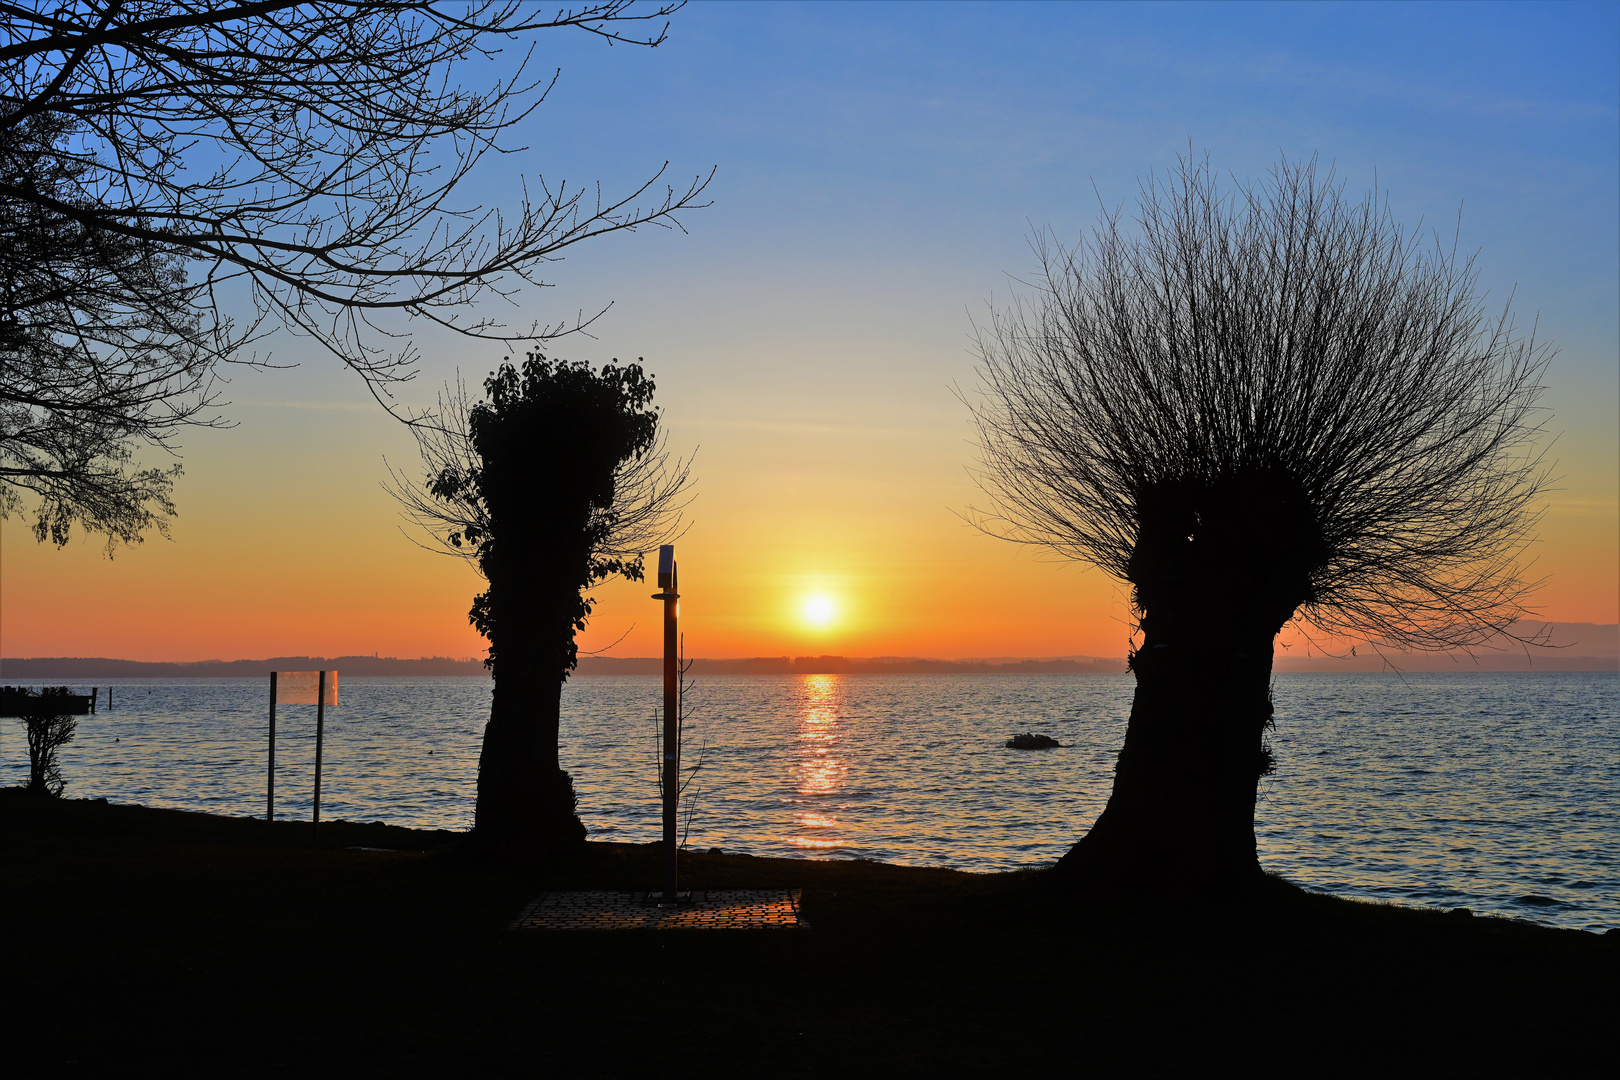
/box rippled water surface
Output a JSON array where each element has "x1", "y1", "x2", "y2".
[{"x1": 4, "y1": 672, "x2": 1614, "y2": 930}]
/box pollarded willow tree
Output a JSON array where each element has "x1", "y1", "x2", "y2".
[
  {"x1": 969, "y1": 156, "x2": 1552, "y2": 889},
  {"x1": 390, "y1": 353, "x2": 690, "y2": 850}
]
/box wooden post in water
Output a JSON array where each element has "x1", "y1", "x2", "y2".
[
  {"x1": 90, "y1": 688, "x2": 97, "y2": 714},
  {"x1": 267, "y1": 672, "x2": 278, "y2": 821},
  {"x1": 655, "y1": 545, "x2": 680, "y2": 902},
  {"x1": 312, "y1": 670, "x2": 326, "y2": 837}
]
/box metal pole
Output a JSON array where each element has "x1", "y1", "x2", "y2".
[
  {"x1": 312, "y1": 670, "x2": 325, "y2": 836},
  {"x1": 267, "y1": 672, "x2": 278, "y2": 821},
  {"x1": 659, "y1": 549, "x2": 680, "y2": 902}
]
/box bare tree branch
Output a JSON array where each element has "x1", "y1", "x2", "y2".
[
  {"x1": 2, "y1": 2, "x2": 711, "y2": 397},
  {"x1": 2, "y1": 1, "x2": 710, "y2": 544},
  {"x1": 1, "y1": 109, "x2": 238, "y2": 547},
  {"x1": 967, "y1": 154, "x2": 1554, "y2": 652}
]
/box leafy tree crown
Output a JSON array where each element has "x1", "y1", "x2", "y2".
[{"x1": 429, "y1": 352, "x2": 663, "y2": 672}]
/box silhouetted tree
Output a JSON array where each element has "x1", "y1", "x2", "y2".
[
  {"x1": 2, "y1": 1, "x2": 709, "y2": 545},
  {"x1": 968, "y1": 156, "x2": 1551, "y2": 890},
  {"x1": 392, "y1": 353, "x2": 690, "y2": 850},
  {"x1": 5, "y1": 687, "x2": 79, "y2": 795}
]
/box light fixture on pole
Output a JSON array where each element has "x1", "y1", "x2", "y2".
[{"x1": 651, "y1": 544, "x2": 682, "y2": 904}]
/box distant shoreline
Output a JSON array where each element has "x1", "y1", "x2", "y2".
[
  {"x1": 3, "y1": 649, "x2": 1615, "y2": 678},
  {"x1": 0, "y1": 654, "x2": 1129, "y2": 678}
]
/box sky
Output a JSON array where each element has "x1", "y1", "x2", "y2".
[{"x1": 3, "y1": 1, "x2": 1616, "y2": 663}]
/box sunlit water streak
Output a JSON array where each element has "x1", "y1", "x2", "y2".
[{"x1": 3, "y1": 672, "x2": 1613, "y2": 930}]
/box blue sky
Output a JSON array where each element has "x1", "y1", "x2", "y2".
[
  {"x1": 488, "y1": 0, "x2": 1617, "y2": 466},
  {"x1": 7, "y1": 1, "x2": 1615, "y2": 660}
]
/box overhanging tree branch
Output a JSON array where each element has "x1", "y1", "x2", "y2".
[{"x1": 2, "y1": 1, "x2": 710, "y2": 545}]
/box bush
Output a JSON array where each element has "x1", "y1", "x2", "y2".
[{"x1": 4, "y1": 687, "x2": 79, "y2": 797}]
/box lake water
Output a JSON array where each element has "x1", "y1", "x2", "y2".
[{"x1": 3, "y1": 672, "x2": 1614, "y2": 932}]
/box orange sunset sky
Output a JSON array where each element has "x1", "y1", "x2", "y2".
[{"x1": 3, "y1": 6, "x2": 1617, "y2": 663}]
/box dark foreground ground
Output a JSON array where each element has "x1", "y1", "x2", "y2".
[{"x1": 4, "y1": 794, "x2": 1614, "y2": 1077}]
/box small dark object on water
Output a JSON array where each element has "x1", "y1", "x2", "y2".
[
  {"x1": 1006, "y1": 732, "x2": 1061, "y2": 750},
  {"x1": 1516, "y1": 894, "x2": 1561, "y2": 907}
]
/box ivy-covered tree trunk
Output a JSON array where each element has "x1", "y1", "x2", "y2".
[
  {"x1": 476, "y1": 665, "x2": 584, "y2": 849},
  {"x1": 472, "y1": 527, "x2": 593, "y2": 850}
]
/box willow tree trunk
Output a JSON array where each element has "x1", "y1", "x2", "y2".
[
  {"x1": 1054, "y1": 624, "x2": 1276, "y2": 888},
  {"x1": 1054, "y1": 475, "x2": 1313, "y2": 890}
]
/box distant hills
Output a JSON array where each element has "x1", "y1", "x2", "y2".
[
  {"x1": 2, "y1": 622, "x2": 1612, "y2": 678},
  {"x1": 0, "y1": 653, "x2": 1126, "y2": 678},
  {"x1": 1271, "y1": 622, "x2": 1617, "y2": 672},
  {"x1": 0, "y1": 655, "x2": 487, "y2": 678},
  {"x1": 576, "y1": 655, "x2": 1130, "y2": 675}
]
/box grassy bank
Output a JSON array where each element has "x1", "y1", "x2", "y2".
[{"x1": 4, "y1": 794, "x2": 1613, "y2": 1076}]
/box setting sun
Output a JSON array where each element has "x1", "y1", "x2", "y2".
[{"x1": 801, "y1": 594, "x2": 837, "y2": 628}]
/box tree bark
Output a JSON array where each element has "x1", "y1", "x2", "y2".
[
  {"x1": 472, "y1": 591, "x2": 587, "y2": 850},
  {"x1": 1054, "y1": 621, "x2": 1277, "y2": 890},
  {"x1": 1053, "y1": 472, "x2": 1315, "y2": 891}
]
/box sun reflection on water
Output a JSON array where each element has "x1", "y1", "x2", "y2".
[{"x1": 789, "y1": 673, "x2": 848, "y2": 849}]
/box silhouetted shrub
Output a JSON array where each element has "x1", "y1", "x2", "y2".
[{"x1": 7, "y1": 687, "x2": 79, "y2": 796}]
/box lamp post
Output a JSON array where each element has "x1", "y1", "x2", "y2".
[{"x1": 652, "y1": 544, "x2": 680, "y2": 903}]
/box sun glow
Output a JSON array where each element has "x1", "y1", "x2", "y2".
[{"x1": 801, "y1": 594, "x2": 837, "y2": 628}]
